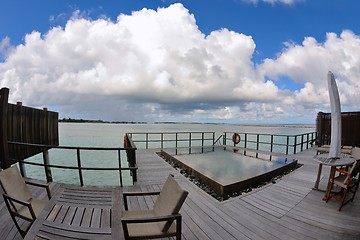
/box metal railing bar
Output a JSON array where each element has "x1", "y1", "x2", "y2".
[{"x1": 16, "y1": 160, "x2": 138, "y2": 171}]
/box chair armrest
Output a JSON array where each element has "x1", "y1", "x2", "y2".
[
  {"x1": 25, "y1": 178, "x2": 52, "y2": 199},
  {"x1": 2, "y1": 193, "x2": 37, "y2": 221},
  {"x1": 121, "y1": 213, "x2": 182, "y2": 238},
  {"x1": 121, "y1": 213, "x2": 181, "y2": 224},
  {"x1": 123, "y1": 191, "x2": 160, "y2": 210},
  {"x1": 3, "y1": 193, "x2": 31, "y2": 207},
  {"x1": 334, "y1": 168, "x2": 351, "y2": 176}
]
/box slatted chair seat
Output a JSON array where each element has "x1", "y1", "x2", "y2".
[
  {"x1": 121, "y1": 174, "x2": 188, "y2": 239},
  {"x1": 16, "y1": 198, "x2": 49, "y2": 220},
  {"x1": 122, "y1": 209, "x2": 178, "y2": 238}
]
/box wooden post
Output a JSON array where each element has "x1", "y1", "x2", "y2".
[
  {"x1": 175, "y1": 133, "x2": 178, "y2": 155},
  {"x1": 76, "y1": 148, "x2": 84, "y2": 186},
  {"x1": 0, "y1": 88, "x2": 10, "y2": 170},
  {"x1": 202, "y1": 132, "x2": 204, "y2": 153},
  {"x1": 42, "y1": 107, "x2": 53, "y2": 182},
  {"x1": 16, "y1": 101, "x2": 27, "y2": 176},
  {"x1": 189, "y1": 132, "x2": 192, "y2": 154},
  {"x1": 43, "y1": 149, "x2": 53, "y2": 182},
  {"x1": 118, "y1": 149, "x2": 123, "y2": 187},
  {"x1": 317, "y1": 111, "x2": 324, "y2": 146},
  {"x1": 212, "y1": 132, "x2": 215, "y2": 152}
]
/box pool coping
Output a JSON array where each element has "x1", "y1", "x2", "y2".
[{"x1": 160, "y1": 149, "x2": 298, "y2": 199}]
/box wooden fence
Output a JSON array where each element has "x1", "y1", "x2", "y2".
[
  {"x1": 0, "y1": 88, "x2": 59, "y2": 169},
  {"x1": 316, "y1": 111, "x2": 360, "y2": 147}
]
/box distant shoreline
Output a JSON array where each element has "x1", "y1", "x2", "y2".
[{"x1": 59, "y1": 118, "x2": 315, "y2": 128}]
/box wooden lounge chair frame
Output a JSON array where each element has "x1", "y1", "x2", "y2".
[
  {"x1": 316, "y1": 145, "x2": 353, "y2": 155},
  {"x1": 0, "y1": 165, "x2": 51, "y2": 237},
  {"x1": 325, "y1": 148, "x2": 360, "y2": 211},
  {"x1": 121, "y1": 174, "x2": 188, "y2": 240}
]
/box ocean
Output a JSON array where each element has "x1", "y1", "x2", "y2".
[{"x1": 24, "y1": 123, "x2": 315, "y2": 186}]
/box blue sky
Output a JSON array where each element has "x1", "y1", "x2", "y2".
[{"x1": 1, "y1": 0, "x2": 360, "y2": 124}]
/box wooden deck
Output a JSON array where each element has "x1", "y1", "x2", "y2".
[{"x1": 1, "y1": 147, "x2": 360, "y2": 239}]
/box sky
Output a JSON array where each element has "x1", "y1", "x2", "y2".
[{"x1": 1, "y1": 0, "x2": 360, "y2": 124}]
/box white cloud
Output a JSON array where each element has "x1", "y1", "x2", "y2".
[
  {"x1": 259, "y1": 30, "x2": 360, "y2": 112},
  {"x1": 0, "y1": 3, "x2": 359, "y2": 123},
  {"x1": 0, "y1": 37, "x2": 12, "y2": 60}
]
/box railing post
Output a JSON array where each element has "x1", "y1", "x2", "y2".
[
  {"x1": 286, "y1": 136, "x2": 289, "y2": 155},
  {"x1": 43, "y1": 149, "x2": 53, "y2": 182},
  {"x1": 76, "y1": 149, "x2": 84, "y2": 186},
  {"x1": 175, "y1": 133, "x2": 178, "y2": 155},
  {"x1": 293, "y1": 136, "x2": 297, "y2": 154},
  {"x1": 270, "y1": 135, "x2": 274, "y2": 153},
  {"x1": 212, "y1": 132, "x2": 215, "y2": 152},
  {"x1": 189, "y1": 133, "x2": 192, "y2": 154},
  {"x1": 256, "y1": 134, "x2": 260, "y2": 158},
  {"x1": 118, "y1": 149, "x2": 123, "y2": 187},
  {"x1": 16, "y1": 101, "x2": 27, "y2": 176},
  {"x1": 202, "y1": 132, "x2": 204, "y2": 153},
  {"x1": 244, "y1": 133, "x2": 247, "y2": 155},
  {"x1": 223, "y1": 132, "x2": 226, "y2": 151},
  {"x1": 306, "y1": 133, "x2": 309, "y2": 149},
  {"x1": 146, "y1": 133, "x2": 149, "y2": 149},
  {"x1": 161, "y1": 133, "x2": 164, "y2": 149},
  {"x1": 133, "y1": 149, "x2": 137, "y2": 182},
  {"x1": 301, "y1": 134, "x2": 304, "y2": 151}
]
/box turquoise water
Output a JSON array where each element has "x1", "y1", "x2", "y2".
[
  {"x1": 175, "y1": 150, "x2": 289, "y2": 185},
  {"x1": 24, "y1": 123, "x2": 315, "y2": 186}
]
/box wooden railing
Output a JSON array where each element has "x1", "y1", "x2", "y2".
[
  {"x1": 128, "y1": 132, "x2": 216, "y2": 155},
  {"x1": 128, "y1": 131, "x2": 316, "y2": 156},
  {"x1": 223, "y1": 131, "x2": 317, "y2": 155},
  {"x1": 8, "y1": 141, "x2": 137, "y2": 187}
]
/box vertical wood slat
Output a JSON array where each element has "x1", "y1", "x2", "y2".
[
  {"x1": 54, "y1": 205, "x2": 69, "y2": 224},
  {"x1": 72, "y1": 207, "x2": 85, "y2": 226},
  {"x1": 4, "y1": 96, "x2": 59, "y2": 167},
  {"x1": 81, "y1": 208, "x2": 93, "y2": 227},
  {"x1": 101, "y1": 208, "x2": 111, "y2": 228},
  {"x1": 316, "y1": 111, "x2": 360, "y2": 147},
  {"x1": 62, "y1": 206, "x2": 77, "y2": 225},
  {"x1": 90, "y1": 208, "x2": 102, "y2": 228},
  {"x1": 47, "y1": 204, "x2": 62, "y2": 222},
  {"x1": 0, "y1": 88, "x2": 9, "y2": 169}
]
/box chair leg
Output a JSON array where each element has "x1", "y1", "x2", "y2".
[
  {"x1": 325, "y1": 180, "x2": 334, "y2": 203},
  {"x1": 3, "y1": 196, "x2": 28, "y2": 238},
  {"x1": 176, "y1": 215, "x2": 182, "y2": 240},
  {"x1": 2, "y1": 194, "x2": 36, "y2": 238},
  {"x1": 338, "y1": 188, "x2": 349, "y2": 211},
  {"x1": 349, "y1": 182, "x2": 359, "y2": 202}
]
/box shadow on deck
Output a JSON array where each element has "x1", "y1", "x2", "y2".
[{"x1": 1, "y1": 147, "x2": 359, "y2": 240}]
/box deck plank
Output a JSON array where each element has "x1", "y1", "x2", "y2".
[{"x1": 1, "y1": 147, "x2": 360, "y2": 239}]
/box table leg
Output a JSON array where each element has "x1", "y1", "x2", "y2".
[
  {"x1": 313, "y1": 163, "x2": 323, "y2": 191},
  {"x1": 323, "y1": 166, "x2": 336, "y2": 201}
]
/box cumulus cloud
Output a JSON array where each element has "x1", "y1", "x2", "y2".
[
  {"x1": 0, "y1": 3, "x2": 281, "y2": 122},
  {"x1": 0, "y1": 3, "x2": 359, "y2": 123},
  {"x1": 259, "y1": 30, "x2": 360, "y2": 111}
]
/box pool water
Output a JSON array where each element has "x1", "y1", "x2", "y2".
[
  {"x1": 163, "y1": 148, "x2": 298, "y2": 198},
  {"x1": 175, "y1": 151, "x2": 288, "y2": 185}
]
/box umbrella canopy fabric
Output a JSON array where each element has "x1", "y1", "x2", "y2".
[{"x1": 328, "y1": 71, "x2": 342, "y2": 159}]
